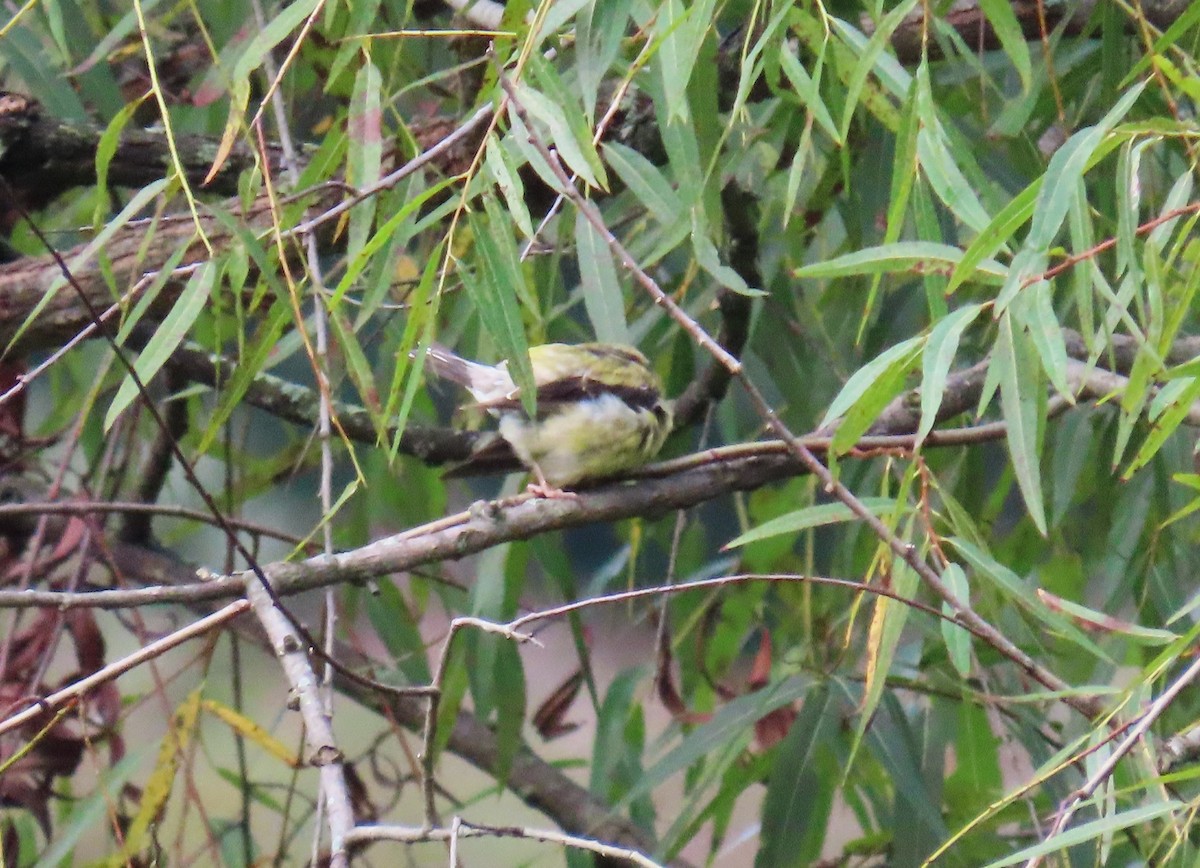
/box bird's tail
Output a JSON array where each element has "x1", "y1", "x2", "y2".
[{"x1": 419, "y1": 342, "x2": 511, "y2": 400}]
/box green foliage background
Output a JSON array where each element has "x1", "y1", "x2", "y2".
[{"x1": 4, "y1": 0, "x2": 1200, "y2": 865}]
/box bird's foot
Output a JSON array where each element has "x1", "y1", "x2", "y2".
[{"x1": 526, "y1": 482, "x2": 578, "y2": 500}]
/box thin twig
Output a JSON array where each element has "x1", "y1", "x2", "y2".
[{"x1": 0, "y1": 600, "x2": 249, "y2": 738}]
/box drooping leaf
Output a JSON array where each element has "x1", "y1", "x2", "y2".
[{"x1": 992, "y1": 311, "x2": 1048, "y2": 534}]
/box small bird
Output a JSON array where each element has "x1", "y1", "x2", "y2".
[{"x1": 421, "y1": 342, "x2": 673, "y2": 493}]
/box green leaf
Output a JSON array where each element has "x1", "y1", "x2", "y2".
[
  {"x1": 617, "y1": 675, "x2": 812, "y2": 810},
  {"x1": 1125, "y1": 377, "x2": 1200, "y2": 477},
  {"x1": 993, "y1": 311, "x2": 1048, "y2": 534},
  {"x1": 195, "y1": 300, "x2": 292, "y2": 456},
  {"x1": 231, "y1": 0, "x2": 320, "y2": 83},
  {"x1": 1026, "y1": 80, "x2": 1147, "y2": 252},
  {"x1": 918, "y1": 304, "x2": 984, "y2": 444},
  {"x1": 795, "y1": 242, "x2": 1005, "y2": 282},
  {"x1": 515, "y1": 80, "x2": 606, "y2": 189},
  {"x1": 654, "y1": 0, "x2": 718, "y2": 122},
  {"x1": 778, "y1": 40, "x2": 839, "y2": 143},
  {"x1": 492, "y1": 640, "x2": 526, "y2": 785},
  {"x1": 837, "y1": 0, "x2": 918, "y2": 141},
  {"x1": 346, "y1": 59, "x2": 382, "y2": 266},
  {"x1": 576, "y1": 0, "x2": 631, "y2": 120},
  {"x1": 758, "y1": 685, "x2": 837, "y2": 867},
  {"x1": 946, "y1": 179, "x2": 1038, "y2": 294},
  {"x1": 364, "y1": 582, "x2": 432, "y2": 685},
  {"x1": 1012, "y1": 280, "x2": 1071, "y2": 399},
  {"x1": 821, "y1": 337, "x2": 924, "y2": 430},
  {"x1": 575, "y1": 210, "x2": 628, "y2": 343},
  {"x1": 862, "y1": 77, "x2": 920, "y2": 324},
  {"x1": 466, "y1": 203, "x2": 535, "y2": 414},
  {"x1": 914, "y1": 65, "x2": 992, "y2": 234},
  {"x1": 978, "y1": 0, "x2": 1032, "y2": 92},
  {"x1": 602, "y1": 142, "x2": 683, "y2": 225},
  {"x1": 940, "y1": 562, "x2": 972, "y2": 677},
  {"x1": 724, "y1": 497, "x2": 898, "y2": 549},
  {"x1": 854, "y1": 555, "x2": 920, "y2": 762},
  {"x1": 93, "y1": 99, "x2": 143, "y2": 229},
  {"x1": 691, "y1": 210, "x2": 759, "y2": 296},
  {"x1": 8, "y1": 176, "x2": 170, "y2": 355},
  {"x1": 949, "y1": 539, "x2": 1111, "y2": 662},
  {"x1": 484, "y1": 135, "x2": 534, "y2": 239},
  {"x1": 387, "y1": 242, "x2": 446, "y2": 461},
  {"x1": 983, "y1": 801, "x2": 1182, "y2": 868},
  {"x1": 106, "y1": 260, "x2": 217, "y2": 431}
]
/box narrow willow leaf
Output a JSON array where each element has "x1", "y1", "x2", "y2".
[
  {"x1": 231, "y1": 0, "x2": 319, "y2": 83},
  {"x1": 465, "y1": 209, "x2": 535, "y2": 414},
  {"x1": 727, "y1": 3, "x2": 793, "y2": 122},
  {"x1": 918, "y1": 304, "x2": 984, "y2": 444},
  {"x1": 795, "y1": 241, "x2": 1005, "y2": 281},
  {"x1": 994, "y1": 247, "x2": 1048, "y2": 315},
  {"x1": 346, "y1": 59, "x2": 382, "y2": 265},
  {"x1": 782, "y1": 123, "x2": 814, "y2": 231},
  {"x1": 329, "y1": 310, "x2": 385, "y2": 441},
  {"x1": 655, "y1": 0, "x2": 718, "y2": 122},
  {"x1": 93, "y1": 98, "x2": 142, "y2": 227},
  {"x1": 602, "y1": 141, "x2": 682, "y2": 224},
  {"x1": 106, "y1": 260, "x2": 217, "y2": 431},
  {"x1": 859, "y1": 556, "x2": 919, "y2": 760},
  {"x1": 821, "y1": 337, "x2": 924, "y2": 431},
  {"x1": 202, "y1": 698, "x2": 297, "y2": 767},
  {"x1": 1125, "y1": 377, "x2": 1200, "y2": 477},
  {"x1": 516, "y1": 82, "x2": 605, "y2": 189},
  {"x1": 831, "y1": 344, "x2": 924, "y2": 455},
  {"x1": 332, "y1": 176, "x2": 456, "y2": 310},
  {"x1": 778, "y1": 41, "x2": 839, "y2": 142},
  {"x1": 993, "y1": 312, "x2": 1048, "y2": 534},
  {"x1": 616, "y1": 675, "x2": 812, "y2": 810},
  {"x1": 911, "y1": 179, "x2": 949, "y2": 319},
  {"x1": 758, "y1": 686, "x2": 836, "y2": 867},
  {"x1": 861, "y1": 77, "x2": 920, "y2": 326},
  {"x1": 837, "y1": 0, "x2": 918, "y2": 141},
  {"x1": 527, "y1": 51, "x2": 607, "y2": 184},
  {"x1": 387, "y1": 242, "x2": 445, "y2": 461},
  {"x1": 482, "y1": 190, "x2": 539, "y2": 311},
  {"x1": 1012, "y1": 280, "x2": 1071, "y2": 399},
  {"x1": 576, "y1": 0, "x2": 631, "y2": 120},
  {"x1": 534, "y1": 0, "x2": 595, "y2": 41},
  {"x1": 1068, "y1": 178, "x2": 1097, "y2": 341},
  {"x1": 657, "y1": 109, "x2": 703, "y2": 207},
  {"x1": 854, "y1": 690, "x2": 948, "y2": 842},
  {"x1": 984, "y1": 802, "x2": 1182, "y2": 868},
  {"x1": 945, "y1": 179, "x2": 1038, "y2": 294},
  {"x1": 507, "y1": 109, "x2": 576, "y2": 194},
  {"x1": 724, "y1": 497, "x2": 897, "y2": 549},
  {"x1": 1026, "y1": 80, "x2": 1147, "y2": 251},
  {"x1": 575, "y1": 210, "x2": 628, "y2": 343},
  {"x1": 196, "y1": 300, "x2": 292, "y2": 455},
  {"x1": 485, "y1": 135, "x2": 534, "y2": 239},
  {"x1": 364, "y1": 581, "x2": 432, "y2": 685},
  {"x1": 691, "y1": 212, "x2": 759, "y2": 295},
  {"x1": 1148, "y1": 170, "x2": 1194, "y2": 252},
  {"x1": 492, "y1": 640, "x2": 526, "y2": 784},
  {"x1": 940, "y1": 563, "x2": 972, "y2": 677},
  {"x1": 326, "y1": 0, "x2": 382, "y2": 84},
  {"x1": 978, "y1": 0, "x2": 1032, "y2": 91},
  {"x1": 948, "y1": 539, "x2": 1111, "y2": 661},
  {"x1": 915, "y1": 66, "x2": 992, "y2": 234}
]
